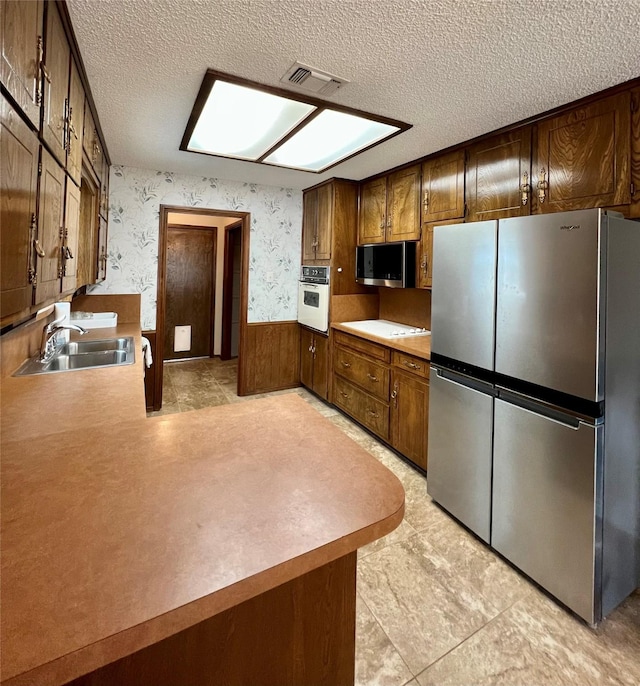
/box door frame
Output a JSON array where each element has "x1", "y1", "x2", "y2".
[
  {"x1": 165, "y1": 223, "x2": 217, "y2": 360},
  {"x1": 220, "y1": 220, "x2": 242, "y2": 360},
  {"x1": 155, "y1": 205, "x2": 250, "y2": 410}
]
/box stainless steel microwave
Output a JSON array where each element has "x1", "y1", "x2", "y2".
[{"x1": 356, "y1": 242, "x2": 416, "y2": 288}]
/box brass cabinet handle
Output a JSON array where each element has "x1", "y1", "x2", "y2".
[
  {"x1": 367, "y1": 373, "x2": 378, "y2": 382},
  {"x1": 340, "y1": 391, "x2": 350, "y2": 399},
  {"x1": 423, "y1": 190, "x2": 429, "y2": 212},
  {"x1": 391, "y1": 381, "x2": 399, "y2": 408},
  {"x1": 403, "y1": 360, "x2": 420, "y2": 370},
  {"x1": 420, "y1": 256, "x2": 428, "y2": 275},
  {"x1": 537, "y1": 167, "x2": 549, "y2": 204},
  {"x1": 341, "y1": 361, "x2": 351, "y2": 368},
  {"x1": 367, "y1": 409, "x2": 379, "y2": 418},
  {"x1": 308, "y1": 344, "x2": 314, "y2": 352},
  {"x1": 34, "y1": 36, "x2": 43, "y2": 105},
  {"x1": 520, "y1": 171, "x2": 531, "y2": 206},
  {"x1": 34, "y1": 239, "x2": 46, "y2": 257},
  {"x1": 41, "y1": 63, "x2": 52, "y2": 83},
  {"x1": 386, "y1": 212, "x2": 392, "y2": 229}
]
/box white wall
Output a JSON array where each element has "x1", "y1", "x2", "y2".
[{"x1": 89, "y1": 165, "x2": 303, "y2": 331}]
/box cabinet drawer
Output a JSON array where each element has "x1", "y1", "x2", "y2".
[
  {"x1": 392, "y1": 351, "x2": 430, "y2": 378},
  {"x1": 334, "y1": 346, "x2": 390, "y2": 401},
  {"x1": 333, "y1": 376, "x2": 389, "y2": 441},
  {"x1": 334, "y1": 331, "x2": 390, "y2": 362}
]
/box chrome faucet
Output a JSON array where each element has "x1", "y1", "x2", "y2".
[{"x1": 40, "y1": 318, "x2": 88, "y2": 362}]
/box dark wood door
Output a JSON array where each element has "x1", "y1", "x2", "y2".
[
  {"x1": 66, "y1": 58, "x2": 84, "y2": 186},
  {"x1": 302, "y1": 188, "x2": 317, "y2": 262},
  {"x1": 164, "y1": 227, "x2": 215, "y2": 361},
  {"x1": 61, "y1": 177, "x2": 80, "y2": 292},
  {"x1": 312, "y1": 333, "x2": 328, "y2": 400},
  {"x1": 35, "y1": 147, "x2": 64, "y2": 303},
  {"x1": 315, "y1": 183, "x2": 332, "y2": 261},
  {"x1": 358, "y1": 177, "x2": 386, "y2": 245},
  {"x1": 299, "y1": 327, "x2": 314, "y2": 390},
  {"x1": 387, "y1": 165, "x2": 421, "y2": 241},
  {"x1": 534, "y1": 92, "x2": 631, "y2": 213},
  {"x1": 41, "y1": 2, "x2": 70, "y2": 167},
  {"x1": 390, "y1": 370, "x2": 429, "y2": 471},
  {"x1": 421, "y1": 150, "x2": 465, "y2": 223},
  {"x1": 466, "y1": 127, "x2": 532, "y2": 222},
  {"x1": 1, "y1": 0, "x2": 43, "y2": 129},
  {"x1": 1, "y1": 96, "x2": 39, "y2": 320},
  {"x1": 221, "y1": 222, "x2": 242, "y2": 360}
]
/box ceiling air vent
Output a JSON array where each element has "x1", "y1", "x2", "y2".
[{"x1": 280, "y1": 62, "x2": 348, "y2": 97}]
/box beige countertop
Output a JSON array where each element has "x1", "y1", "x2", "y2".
[
  {"x1": 332, "y1": 322, "x2": 432, "y2": 360},
  {"x1": 1, "y1": 327, "x2": 404, "y2": 686}
]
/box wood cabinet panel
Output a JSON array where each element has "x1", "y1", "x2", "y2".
[
  {"x1": 300, "y1": 327, "x2": 314, "y2": 390},
  {"x1": 82, "y1": 96, "x2": 95, "y2": 160},
  {"x1": 390, "y1": 369, "x2": 429, "y2": 471},
  {"x1": 392, "y1": 351, "x2": 430, "y2": 378},
  {"x1": 334, "y1": 346, "x2": 390, "y2": 401},
  {"x1": 1, "y1": 0, "x2": 43, "y2": 129},
  {"x1": 333, "y1": 376, "x2": 389, "y2": 440},
  {"x1": 466, "y1": 127, "x2": 532, "y2": 222},
  {"x1": 35, "y1": 147, "x2": 64, "y2": 303},
  {"x1": 416, "y1": 217, "x2": 461, "y2": 289},
  {"x1": 330, "y1": 182, "x2": 363, "y2": 296},
  {"x1": 535, "y1": 92, "x2": 631, "y2": 212},
  {"x1": 61, "y1": 177, "x2": 80, "y2": 292},
  {"x1": 358, "y1": 177, "x2": 386, "y2": 244},
  {"x1": 302, "y1": 188, "x2": 317, "y2": 263},
  {"x1": 301, "y1": 183, "x2": 332, "y2": 263},
  {"x1": 333, "y1": 331, "x2": 390, "y2": 362},
  {"x1": 41, "y1": 2, "x2": 70, "y2": 167},
  {"x1": 96, "y1": 215, "x2": 108, "y2": 282},
  {"x1": 387, "y1": 165, "x2": 421, "y2": 241},
  {"x1": 243, "y1": 322, "x2": 300, "y2": 395},
  {"x1": 299, "y1": 328, "x2": 329, "y2": 400},
  {"x1": 77, "y1": 165, "x2": 99, "y2": 286},
  {"x1": 66, "y1": 58, "x2": 84, "y2": 185},
  {"x1": 632, "y1": 87, "x2": 640, "y2": 218},
  {"x1": 99, "y1": 157, "x2": 109, "y2": 219},
  {"x1": 1, "y1": 97, "x2": 39, "y2": 319},
  {"x1": 421, "y1": 150, "x2": 465, "y2": 223},
  {"x1": 315, "y1": 183, "x2": 332, "y2": 260}
]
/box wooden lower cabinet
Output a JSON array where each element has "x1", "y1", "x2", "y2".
[
  {"x1": 332, "y1": 333, "x2": 429, "y2": 471},
  {"x1": 300, "y1": 327, "x2": 328, "y2": 400}
]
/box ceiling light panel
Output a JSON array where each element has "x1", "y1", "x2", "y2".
[
  {"x1": 187, "y1": 81, "x2": 316, "y2": 160},
  {"x1": 264, "y1": 109, "x2": 400, "y2": 172}
]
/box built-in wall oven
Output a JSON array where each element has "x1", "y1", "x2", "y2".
[{"x1": 297, "y1": 266, "x2": 330, "y2": 333}]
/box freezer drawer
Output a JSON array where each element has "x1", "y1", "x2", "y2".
[
  {"x1": 492, "y1": 397, "x2": 602, "y2": 623},
  {"x1": 427, "y1": 368, "x2": 494, "y2": 542}
]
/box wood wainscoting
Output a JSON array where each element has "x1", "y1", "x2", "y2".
[{"x1": 240, "y1": 321, "x2": 300, "y2": 395}]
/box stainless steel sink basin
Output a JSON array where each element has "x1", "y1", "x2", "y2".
[
  {"x1": 14, "y1": 337, "x2": 135, "y2": 376},
  {"x1": 59, "y1": 337, "x2": 131, "y2": 355}
]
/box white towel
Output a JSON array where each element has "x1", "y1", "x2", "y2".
[{"x1": 141, "y1": 336, "x2": 153, "y2": 369}]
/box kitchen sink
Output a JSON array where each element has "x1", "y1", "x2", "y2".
[{"x1": 14, "y1": 337, "x2": 135, "y2": 376}]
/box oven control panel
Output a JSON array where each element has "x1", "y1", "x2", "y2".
[{"x1": 300, "y1": 265, "x2": 330, "y2": 284}]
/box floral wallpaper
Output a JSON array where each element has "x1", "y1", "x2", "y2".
[{"x1": 89, "y1": 165, "x2": 302, "y2": 330}]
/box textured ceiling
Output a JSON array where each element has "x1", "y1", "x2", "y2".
[{"x1": 66, "y1": 0, "x2": 640, "y2": 190}]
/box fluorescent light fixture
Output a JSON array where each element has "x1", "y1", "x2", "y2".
[
  {"x1": 264, "y1": 110, "x2": 400, "y2": 172},
  {"x1": 181, "y1": 70, "x2": 411, "y2": 173}
]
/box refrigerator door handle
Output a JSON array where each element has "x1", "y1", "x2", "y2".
[
  {"x1": 498, "y1": 388, "x2": 582, "y2": 430},
  {"x1": 433, "y1": 367, "x2": 497, "y2": 397}
]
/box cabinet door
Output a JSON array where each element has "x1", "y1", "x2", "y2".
[
  {"x1": 466, "y1": 127, "x2": 532, "y2": 222},
  {"x1": 77, "y1": 167, "x2": 99, "y2": 287},
  {"x1": 632, "y1": 87, "x2": 640, "y2": 219},
  {"x1": 35, "y1": 148, "x2": 64, "y2": 303},
  {"x1": 82, "y1": 97, "x2": 95, "y2": 159},
  {"x1": 390, "y1": 369, "x2": 429, "y2": 471},
  {"x1": 312, "y1": 333, "x2": 328, "y2": 400},
  {"x1": 66, "y1": 58, "x2": 84, "y2": 186},
  {"x1": 1, "y1": 97, "x2": 39, "y2": 319},
  {"x1": 96, "y1": 215, "x2": 108, "y2": 282},
  {"x1": 99, "y1": 157, "x2": 109, "y2": 219},
  {"x1": 302, "y1": 188, "x2": 317, "y2": 262},
  {"x1": 421, "y1": 150, "x2": 465, "y2": 223},
  {"x1": 417, "y1": 218, "x2": 462, "y2": 289},
  {"x1": 387, "y1": 165, "x2": 421, "y2": 241},
  {"x1": 300, "y1": 327, "x2": 314, "y2": 390},
  {"x1": 358, "y1": 177, "x2": 386, "y2": 245},
  {"x1": 61, "y1": 177, "x2": 80, "y2": 292},
  {"x1": 41, "y1": 2, "x2": 70, "y2": 167},
  {"x1": 315, "y1": 183, "x2": 332, "y2": 261},
  {"x1": 1, "y1": 0, "x2": 43, "y2": 129},
  {"x1": 535, "y1": 92, "x2": 631, "y2": 213}
]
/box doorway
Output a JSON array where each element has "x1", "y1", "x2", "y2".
[
  {"x1": 221, "y1": 221, "x2": 242, "y2": 360},
  {"x1": 154, "y1": 205, "x2": 250, "y2": 411},
  {"x1": 164, "y1": 225, "x2": 216, "y2": 361}
]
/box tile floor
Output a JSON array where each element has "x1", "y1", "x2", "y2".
[{"x1": 149, "y1": 357, "x2": 640, "y2": 686}]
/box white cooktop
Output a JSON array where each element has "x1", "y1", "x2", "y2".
[{"x1": 340, "y1": 320, "x2": 430, "y2": 339}]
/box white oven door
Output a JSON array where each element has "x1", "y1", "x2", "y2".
[{"x1": 297, "y1": 282, "x2": 329, "y2": 332}]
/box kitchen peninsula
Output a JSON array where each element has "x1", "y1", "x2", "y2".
[{"x1": 0, "y1": 313, "x2": 404, "y2": 686}]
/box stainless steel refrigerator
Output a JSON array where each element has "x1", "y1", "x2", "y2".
[{"x1": 427, "y1": 208, "x2": 640, "y2": 624}]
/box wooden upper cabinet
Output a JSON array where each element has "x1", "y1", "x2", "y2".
[
  {"x1": 1, "y1": 96, "x2": 39, "y2": 320},
  {"x1": 315, "y1": 183, "x2": 332, "y2": 260},
  {"x1": 302, "y1": 188, "x2": 318, "y2": 263},
  {"x1": 301, "y1": 183, "x2": 332, "y2": 263},
  {"x1": 421, "y1": 150, "x2": 465, "y2": 223},
  {"x1": 358, "y1": 177, "x2": 386, "y2": 244},
  {"x1": 36, "y1": 147, "x2": 65, "y2": 302},
  {"x1": 416, "y1": 217, "x2": 462, "y2": 289},
  {"x1": 466, "y1": 127, "x2": 532, "y2": 222},
  {"x1": 62, "y1": 178, "x2": 80, "y2": 292},
  {"x1": 66, "y1": 58, "x2": 85, "y2": 186},
  {"x1": 631, "y1": 88, "x2": 640, "y2": 218},
  {"x1": 96, "y1": 215, "x2": 108, "y2": 282},
  {"x1": 82, "y1": 97, "x2": 95, "y2": 159},
  {"x1": 41, "y1": 2, "x2": 70, "y2": 167},
  {"x1": 1, "y1": 0, "x2": 43, "y2": 129},
  {"x1": 534, "y1": 92, "x2": 631, "y2": 213},
  {"x1": 99, "y1": 156, "x2": 110, "y2": 219},
  {"x1": 387, "y1": 165, "x2": 421, "y2": 241}
]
